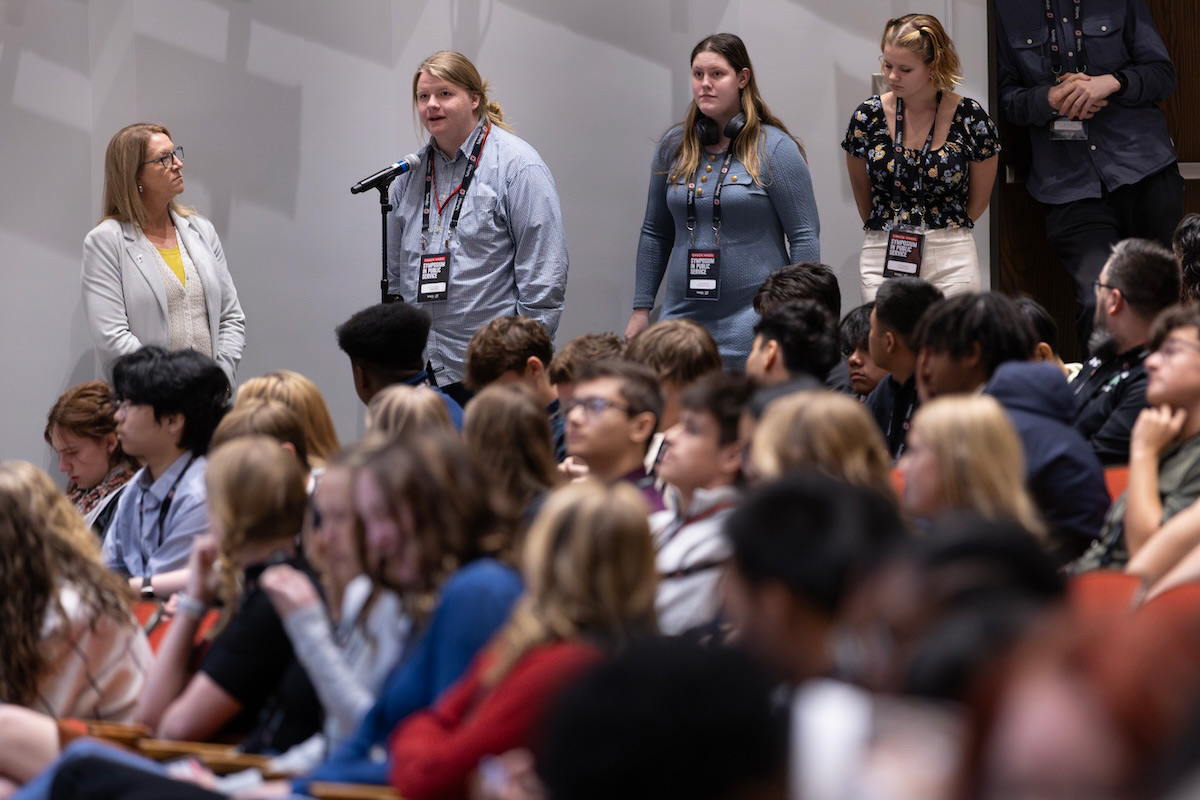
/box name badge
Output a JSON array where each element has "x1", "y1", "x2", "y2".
[
  {"x1": 417, "y1": 253, "x2": 450, "y2": 302},
  {"x1": 1049, "y1": 118, "x2": 1088, "y2": 141},
  {"x1": 686, "y1": 249, "x2": 720, "y2": 300},
  {"x1": 883, "y1": 228, "x2": 924, "y2": 278}
]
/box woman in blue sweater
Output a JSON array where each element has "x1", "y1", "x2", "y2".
[{"x1": 627, "y1": 32, "x2": 820, "y2": 369}]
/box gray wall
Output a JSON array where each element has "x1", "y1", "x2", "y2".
[{"x1": 0, "y1": 0, "x2": 989, "y2": 470}]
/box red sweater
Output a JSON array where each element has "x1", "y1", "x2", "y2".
[{"x1": 388, "y1": 640, "x2": 601, "y2": 800}]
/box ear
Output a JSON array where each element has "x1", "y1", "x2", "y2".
[
  {"x1": 717, "y1": 438, "x2": 744, "y2": 479},
  {"x1": 102, "y1": 432, "x2": 119, "y2": 456},
  {"x1": 884, "y1": 330, "x2": 898, "y2": 356},
  {"x1": 470, "y1": 92, "x2": 481, "y2": 112},
  {"x1": 629, "y1": 411, "x2": 657, "y2": 446},
  {"x1": 762, "y1": 339, "x2": 781, "y2": 372},
  {"x1": 1107, "y1": 288, "x2": 1125, "y2": 315},
  {"x1": 161, "y1": 411, "x2": 186, "y2": 445},
  {"x1": 964, "y1": 341, "x2": 983, "y2": 370},
  {"x1": 737, "y1": 68, "x2": 750, "y2": 89},
  {"x1": 524, "y1": 356, "x2": 546, "y2": 381},
  {"x1": 1034, "y1": 342, "x2": 1055, "y2": 362},
  {"x1": 280, "y1": 441, "x2": 298, "y2": 459}
]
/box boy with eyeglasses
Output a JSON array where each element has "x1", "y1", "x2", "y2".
[
  {"x1": 1076, "y1": 305, "x2": 1200, "y2": 572},
  {"x1": 564, "y1": 359, "x2": 665, "y2": 512}
]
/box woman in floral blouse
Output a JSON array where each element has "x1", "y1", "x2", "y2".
[{"x1": 843, "y1": 14, "x2": 1000, "y2": 301}]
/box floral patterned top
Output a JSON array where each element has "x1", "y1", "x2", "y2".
[{"x1": 842, "y1": 95, "x2": 1001, "y2": 231}]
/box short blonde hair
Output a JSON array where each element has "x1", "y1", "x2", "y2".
[
  {"x1": 366, "y1": 384, "x2": 454, "y2": 439},
  {"x1": 412, "y1": 51, "x2": 513, "y2": 134},
  {"x1": 101, "y1": 122, "x2": 193, "y2": 229},
  {"x1": 908, "y1": 395, "x2": 1044, "y2": 536},
  {"x1": 881, "y1": 14, "x2": 962, "y2": 91},
  {"x1": 750, "y1": 391, "x2": 894, "y2": 501},
  {"x1": 236, "y1": 370, "x2": 340, "y2": 468}
]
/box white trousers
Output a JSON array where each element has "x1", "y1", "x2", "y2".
[{"x1": 859, "y1": 227, "x2": 981, "y2": 303}]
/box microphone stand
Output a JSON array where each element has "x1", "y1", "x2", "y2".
[{"x1": 367, "y1": 179, "x2": 401, "y2": 304}]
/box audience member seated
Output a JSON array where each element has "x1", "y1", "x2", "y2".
[
  {"x1": 44, "y1": 380, "x2": 137, "y2": 536},
  {"x1": 101, "y1": 346, "x2": 229, "y2": 601},
  {"x1": 984, "y1": 362, "x2": 1110, "y2": 566},
  {"x1": 463, "y1": 383, "x2": 563, "y2": 529},
  {"x1": 0, "y1": 462, "x2": 150, "y2": 721},
  {"x1": 465, "y1": 316, "x2": 568, "y2": 461},
  {"x1": 388, "y1": 479, "x2": 659, "y2": 800},
  {"x1": 898, "y1": 395, "x2": 1045, "y2": 538},
  {"x1": 235, "y1": 370, "x2": 340, "y2": 470},
  {"x1": 546, "y1": 332, "x2": 625, "y2": 408},
  {"x1": 262, "y1": 446, "x2": 406, "y2": 776},
  {"x1": 912, "y1": 291, "x2": 1036, "y2": 401},
  {"x1": 536, "y1": 639, "x2": 786, "y2": 800},
  {"x1": 291, "y1": 433, "x2": 523, "y2": 794},
  {"x1": 1073, "y1": 239, "x2": 1181, "y2": 466},
  {"x1": 1175, "y1": 214, "x2": 1200, "y2": 306},
  {"x1": 1087, "y1": 306, "x2": 1200, "y2": 574},
  {"x1": 754, "y1": 261, "x2": 853, "y2": 394},
  {"x1": 366, "y1": 384, "x2": 455, "y2": 439},
  {"x1": 1015, "y1": 295, "x2": 1080, "y2": 381},
  {"x1": 209, "y1": 398, "x2": 310, "y2": 480},
  {"x1": 335, "y1": 302, "x2": 463, "y2": 428},
  {"x1": 748, "y1": 390, "x2": 895, "y2": 502},
  {"x1": 839, "y1": 302, "x2": 888, "y2": 401},
  {"x1": 624, "y1": 317, "x2": 722, "y2": 435},
  {"x1": 564, "y1": 359, "x2": 665, "y2": 512},
  {"x1": 132, "y1": 436, "x2": 322, "y2": 752},
  {"x1": 866, "y1": 277, "x2": 944, "y2": 458},
  {"x1": 650, "y1": 372, "x2": 751, "y2": 635},
  {"x1": 744, "y1": 299, "x2": 840, "y2": 390}
]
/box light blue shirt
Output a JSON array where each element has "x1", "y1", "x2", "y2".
[
  {"x1": 100, "y1": 451, "x2": 208, "y2": 578},
  {"x1": 387, "y1": 120, "x2": 569, "y2": 385}
]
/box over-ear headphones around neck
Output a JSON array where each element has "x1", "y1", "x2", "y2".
[{"x1": 695, "y1": 112, "x2": 747, "y2": 147}]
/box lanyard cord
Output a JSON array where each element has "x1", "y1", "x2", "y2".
[
  {"x1": 1046, "y1": 0, "x2": 1086, "y2": 76},
  {"x1": 891, "y1": 91, "x2": 943, "y2": 230},
  {"x1": 686, "y1": 148, "x2": 737, "y2": 247},
  {"x1": 421, "y1": 122, "x2": 491, "y2": 252},
  {"x1": 137, "y1": 453, "x2": 198, "y2": 570}
]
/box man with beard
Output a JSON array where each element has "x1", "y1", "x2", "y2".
[{"x1": 1072, "y1": 239, "x2": 1180, "y2": 465}]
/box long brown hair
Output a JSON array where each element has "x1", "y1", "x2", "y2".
[
  {"x1": 100, "y1": 122, "x2": 193, "y2": 228},
  {"x1": 668, "y1": 33, "x2": 804, "y2": 188},
  {"x1": 484, "y1": 480, "x2": 659, "y2": 685},
  {"x1": 236, "y1": 371, "x2": 340, "y2": 468},
  {"x1": 463, "y1": 383, "x2": 562, "y2": 521},
  {"x1": 881, "y1": 14, "x2": 962, "y2": 91},
  {"x1": 0, "y1": 462, "x2": 136, "y2": 706}
]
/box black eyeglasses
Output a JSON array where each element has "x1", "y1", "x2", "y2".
[
  {"x1": 143, "y1": 146, "x2": 184, "y2": 169},
  {"x1": 565, "y1": 396, "x2": 632, "y2": 418},
  {"x1": 1092, "y1": 279, "x2": 1118, "y2": 293}
]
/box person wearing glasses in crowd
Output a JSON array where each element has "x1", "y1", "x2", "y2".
[
  {"x1": 387, "y1": 51, "x2": 569, "y2": 407},
  {"x1": 82, "y1": 123, "x2": 245, "y2": 389},
  {"x1": 627, "y1": 32, "x2": 819, "y2": 369},
  {"x1": 843, "y1": 14, "x2": 1000, "y2": 301}
]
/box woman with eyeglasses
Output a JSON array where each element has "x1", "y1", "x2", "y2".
[
  {"x1": 843, "y1": 14, "x2": 1000, "y2": 302},
  {"x1": 82, "y1": 123, "x2": 245, "y2": 389}
]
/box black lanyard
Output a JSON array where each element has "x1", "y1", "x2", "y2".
[
  {"x1": 421, "y1": 122, "x2": 491, "y2": 252},
  {"x1": 891, "y1": 91, "x2": 942, "y2": 229},
  {"x1": 686, "y1": 148, "x2": 737, "y2": 247},
  {"x1": 137, "y1": 453, "x2": 198, "y2": 570},
  {"x1": 1045, "y1": 0, "x2": 1086, "y2": 75}
]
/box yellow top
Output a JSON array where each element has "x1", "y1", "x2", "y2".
[{"x1": 157, "y1": 247, "x2": 186, "y2": 286}]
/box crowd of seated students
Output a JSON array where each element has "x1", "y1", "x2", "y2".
[{"x1": 16, "y1": 230, "x2": 1200, "y2": 799}]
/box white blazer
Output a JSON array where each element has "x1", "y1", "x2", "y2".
[{"x1": 81, "y1": 210, "x2": 246, "y2": 387}]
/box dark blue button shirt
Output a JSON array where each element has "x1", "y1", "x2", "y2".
[{"x1": 994, "y1": 0, "x2": 1176, "y2": 204}]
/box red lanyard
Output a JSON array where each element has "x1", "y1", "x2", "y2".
[{"x1": 421, "y1": 122, "x2": 491, "y2": 251}]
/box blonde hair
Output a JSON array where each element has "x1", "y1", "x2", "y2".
[
  {"x1": 366, "y1": 384, "x2": 454, "y2": 439},
  {"x1": 484, "y1": 480, "x2": 659, "y2": 685},
  {"x1": 412, "y1": 51, "x2": 514, "y2": 134},
  {"x1": 211, "y1": 398, "x2": 309, "y2": 469},
  {"x1": 668, "y1": 33, "x2": 804, "y2": 189},
  {"x1": 750, "y1": 391, "x2": 895, "y2": 501},
  {"x1": 100, "y1": 122, "x2": 193, "y2": 229},
  {"x1": 0, "y1": 462, "x2": 135, "y2": 706},
  {"x1": 236, "y1": 370, "x2": 340, "y2": 468},
  {"x1": 205, "y1": 436, "x2": 308, "y2": 631},
  {"x1": 881, "y1": 14, "x2": 963, "y2": 91},
  {"x1": 908, "y1": 395, "x2": 1045, "y2": 536}
]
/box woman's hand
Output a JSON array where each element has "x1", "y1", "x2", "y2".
[
  {"x1": 1130, "y1": 405, "x2": 1186, "y2": 461},
  {"x1": 260, "y1": 564, "x2": 321, "y2": 618},
  {"x1": 624, "y1": 309, "x2": 651, "y2": 341},
  {"x1": 184, "y1": 533, "x2": 221, "y2": 605}
]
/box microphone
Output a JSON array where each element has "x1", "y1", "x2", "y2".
[{"x1": 350, "y1": 154, "x2": 420, "y2": 194}]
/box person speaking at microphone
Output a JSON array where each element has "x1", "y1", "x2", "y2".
[
  {"x1": 386, "y1": 51, "x2": 569, "y2": 406},
  {"x1": 842, "y1": 14, "x2": 1000, "y2": 302},
  {"x1": 627, "y1": 32, "x2": 819, "y2": 370}
]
